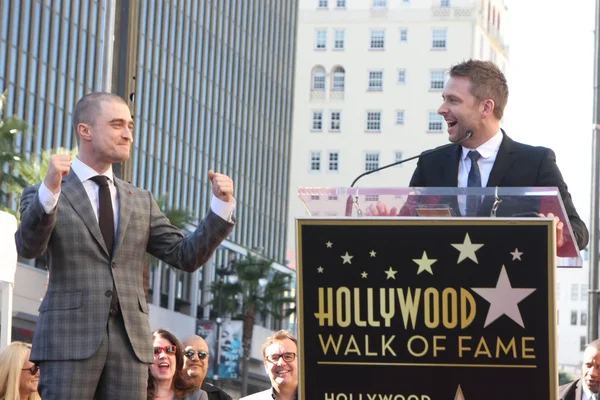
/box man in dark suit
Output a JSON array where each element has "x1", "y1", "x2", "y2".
[
  {"x1": 368, "y1": 59, "x2": 588, "y2": 250},
  {"x1": 15, "y1": 92, "x2": 236, "y2": 399},
  {"x1": 559, "y1": 339, "x2": 600, "y2": 400}
]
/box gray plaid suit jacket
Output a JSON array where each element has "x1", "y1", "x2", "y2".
[{"x1": 15, "y1": 171, "x2": 234, "y2": 364}]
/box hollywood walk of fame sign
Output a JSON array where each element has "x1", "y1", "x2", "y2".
[{"x1": 296, "y1": 218, "x2": 558, "y2": 400}]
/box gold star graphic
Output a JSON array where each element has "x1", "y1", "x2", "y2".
[
  {"x1": 326, "y1": 241, "x2": 333, "y2": 248},
  {"x1": 361, "y1": 271, "x2": 368, "y2": 279},
  {"x1": 510, "y1": 248, "x2": 523, "y2": 261},
  {"x1": 369, "y1": 250, "x2": 376, "y2": 257},
  {"x1": 317, "y1": 266, "x2": 324, "y2": 273},
  {"x1": 341, "y1": 252, "x2": 353, "y2": 264},
  {"x1": 454, "y1": 385, "x2": 465, "y2": 400},
  {"x1": 451, "y1": 233, "x2": 484, "y2": 264},
  {"x1": 384, "y1": 267, "x2": 397, "y2": 280},
  {"x1": 413, "y1": 251, "x2": 437, "y2": 275}
]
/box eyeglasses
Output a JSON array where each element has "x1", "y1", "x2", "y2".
[
  {"x1": 153, "y1": 345, "x2": 177, "y2": 355},
  {"x1": 22, "y1": 365, "x2": 39, "y2": 375},
  {"x1": 265, "y1": 352, "x2": 296, "y2": 364},
  {"x1": 184, "y1": 350, "x2": 209, "y2": 360}
]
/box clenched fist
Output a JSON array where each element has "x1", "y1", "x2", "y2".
[
  {"x1": 44, "y1": 154, "x2": 72, "y2": 194},
  {"x1": 208, "y1": 170, "x2": 234, "y2": 203}
]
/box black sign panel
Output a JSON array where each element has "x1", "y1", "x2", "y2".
[{"x1": 297, "y1": 219, "x2": 556, "y2": 400}]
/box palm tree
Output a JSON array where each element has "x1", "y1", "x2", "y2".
[
  {"x1": 211, "y1": 254, "x2": 295, "y2": 396},
  {"x1": 0, "y1": 91, "x2": 29, "y2": 215}
]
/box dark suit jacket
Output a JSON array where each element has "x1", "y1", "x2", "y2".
[
  {"x1": 409, "y1": 132, "x2": 589, "y2": 251},
  {"x1": 15, "y1": 171, "x2": 234, "y2": 363},
  {"x1": 559, "y1": 379, "x2": 584, "y2": 400},
  {"x1": 201, "y1": 382, "x2": 233, "y2": 400}
]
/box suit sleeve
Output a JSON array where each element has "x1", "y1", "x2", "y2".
[
  {"x1": 15, "y1": 185, "x2": 57, "y2": 259},
  {"x1": 538, "y1": 149, "x2": 589, "y2": 250},
  {"x1": 409, "y1": 156, "x2": 424, "y2": 187},
  {"x1": 145, "y1": 191, "x2": 235, "y2": 272}
]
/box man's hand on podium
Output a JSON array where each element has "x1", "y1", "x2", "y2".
[
  {"x1": 540, "y1": 212, "x2": 565, "y2": 248},
  {"x1": 364, "y1": 201, "x2": 398, "y2": 217}
]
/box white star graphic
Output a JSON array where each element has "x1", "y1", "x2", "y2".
[
  {"x1": 510, "y1": 248, "x2": 523, "y2": 261},
  {"x1": 361, "y1": 271, "x2": 368, "y2": 279},
  {"x1": 384, "y1": 267, "x2": 397, "y2": 280},
  {"x1": 317, "y1": 266, "x2": 324, "y2": 273},
  {"x1": 326, "y1": 241, "x2": 333, "y2": 248},
  {"x1": 413, "y1": 251, "x2": 437, "y2": 275},
  {"x1": 454, "y1": 385, "x2": 466, "y2": 400},
  {"x1": 341, "y1": 252, "x2": 354, "y2": 264},
  {"x1": 451, "y1": 233, "x2": 484, "y2": 264},
  {"x1": 369, "y1": 250, "x2": 376, "y2": 257},
  {"x1": 471, "y1": 266, "x2": 536, "y2": 328}
]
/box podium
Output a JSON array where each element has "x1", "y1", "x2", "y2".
[{"x1": 295, "y1": 187, "x2": 574, "y2": 400}]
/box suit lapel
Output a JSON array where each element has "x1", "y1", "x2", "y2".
[
  {"x1": 60, "y1": 171, "x2": 109, "y2": 256},
  {"x1": 487, "y1": 130, "x2": 517, "y2": 187},
  {"x1": 441, "y1": 145, "x2": 461, "y2": 186},
  {"x1": 114, "y1": 178, "x2": 133, "y2": 255}
]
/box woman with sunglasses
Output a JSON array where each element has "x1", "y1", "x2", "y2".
[
  {"x1": 0, "y1": 341, "x2": 41, "y2": 400},
  {"x1": 147, "y1": 329, "x2": 208, "y2": 400}
]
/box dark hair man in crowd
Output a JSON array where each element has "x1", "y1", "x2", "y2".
[
  {"x1": 240, "y1": 330, "x2": 298, "y2": 400},
  {"x1": 559, "y1": 339, "x2": 600, "y2": 400},
  {"x1": 181, "y1": 335, "x2": 233, "y2": 400},
  {"x1": 15, "y1": 92, "x2": 236, "y2": 399}
]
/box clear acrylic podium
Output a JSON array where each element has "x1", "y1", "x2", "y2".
[{"x1": 298, "y1": 186, "x2": 582, "y2": 267}]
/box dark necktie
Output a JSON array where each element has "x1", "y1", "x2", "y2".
[
  {"x1": 466, "y1": 150, "x2": 481, "y2": 216},
  {"x1": 90, "y1": 175, "x2": 120, "y2": 315}
]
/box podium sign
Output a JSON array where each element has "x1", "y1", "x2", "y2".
[{"x1": 297, "y1": 218, "x2": 557, "y2": 400}]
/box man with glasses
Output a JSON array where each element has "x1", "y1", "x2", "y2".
[
  {"x1": 181, "y1": 335, "x2": 233, "y2": 400},
  {"x1": 560, "y1": 339, "x2": 600, "y2": 400},
  {"x1": 241, "y1": 330, "x2": 298, "y2": 400}
]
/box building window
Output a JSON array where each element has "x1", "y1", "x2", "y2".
[
  {"x1": 318, "y1": 0, "x2": 328, "y2": 8},
  {"x1": 571, "y1": 310, "x2": 577, "y2": 326},
  {"x1": 365, "y1": 195, "x2": 380, "y2": 202},
  {"x1": 370, "y1": 29, "x2": 385, "y2": 49},
  {"x1": 428, "y1": 112, "x2": 444, "y2": 132},
  {"x1": 395, "y1": 151, "x2": 403, "y2": 164},
  {"x1": 332, "y1": 66, "x2": 345, "y2": 91},
  {"x1": 397, "y1": 69, "x2": 407, "y2": 84},
  {"x1": 582, "y1": 284, "x2": 589, "y2": 301},
  {"x1": 430, "y1": 70, "x2": 446, "y2": 90},
  {"x1": 310, "y1": 152, "x2": 321, "y2": 171},
  {"x1": 330, "y1": 111, "x2": 341, "y2": 131},
  {"x1": 373, "y1": 0, "x2": 387, "y2": 8},
  {"x1": 365, "y1": 152, "x2": 380, "y2": 171},
  {"x1": 312, "y1": 66, "x2": 326, "y2": 91},
  {"x1": 581, "y1": 336, "x2": 588, "y2": 351},
  {"x1": 366, "y1": 111, "x2": 382, "y2": 132},
  {"x1": 312, "y1": 111, "x2": 323, "y2": 131},
  {"x1": 316, "y1": 29, "x2": 327, "y2": 49},
  {"x1": 400, "y1": 29, "x2": 408, "y2": 43},
  {"x1": 440, "y1": 0, "x2": 450, "y2": 7},
  {"x1": 336, "y1": 0, "x2": 346, "y2": 7},
  {"x1": 368, "y1": 70, "x2": 384, "y2": 91},
  {"x1": 432, "y1": 29, "x2": 448, "y2": 49},
  {"x1": 571, "y1": 283, "x2": 579, "y2": 300},
  {"x1": 334, "y1": 29, "x2": 345, "y2": 50},
  {"x1": 396, "y1": 110, "x2": 405, "y2": 125},
  {"x1": 328, "y1": 152, "x2": 339, "y2": 171},
  {"x1": 581, "y1": 312, "x2": 588, "y2": 326}
]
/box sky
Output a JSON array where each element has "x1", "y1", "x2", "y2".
[{"x1": 503, "y1": 0, "x2": 596, "y2": 223}]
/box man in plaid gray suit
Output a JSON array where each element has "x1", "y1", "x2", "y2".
[{"x1": 15, "y1": 92, "x2": 236, "y2": 399}]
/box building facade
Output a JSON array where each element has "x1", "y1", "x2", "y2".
[{"x1": 1, "y1": 0, "x2": 298, "y2": 396}]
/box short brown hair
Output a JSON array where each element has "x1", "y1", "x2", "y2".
[
  {"x1": 449, "y1": 59, "x2": 508, "y2": 120},
  {"x1": 72, "y1": 92, "x2": 127, "y2": 143},
  {"x1": 262, "y1": 329, "x2": 297, "y2": 358}
]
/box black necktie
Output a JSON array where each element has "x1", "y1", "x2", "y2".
[
  {"x1": 466, "y1": 150, "x2": 482, "y2": 216},
  {"x1": 90, "y1": 175, "x2": 114, "y2": 255}
]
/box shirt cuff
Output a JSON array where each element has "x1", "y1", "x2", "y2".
[
  {"x1": 38, "y1": 182, "x2": 60, "y2": 214},
  {"x1": 210, "y1": 195, "x2": 236, "y2": 223}
]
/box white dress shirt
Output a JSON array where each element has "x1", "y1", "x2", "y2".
[
  {"x1": 38, "y1": 157, "x2": 235, "y2": 228},
  {"x1": 457, "y1": 130, "x2": 503, "y2": 215}
]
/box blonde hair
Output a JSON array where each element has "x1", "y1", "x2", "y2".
[
  {"x1": 0, "y1": 342, "x2": 41, "y2": 400},
  {"x1": 262, "y1": 330, "x2": 297, "y2": 358}
]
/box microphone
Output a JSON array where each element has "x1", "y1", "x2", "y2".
[
  {"x1": 345, "y1": 129, "x2": 473, "y2": 216},
  {"x1": 350, "y1": 130, "x2": 473, "y2": 187}
]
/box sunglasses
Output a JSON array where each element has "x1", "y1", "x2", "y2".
[
  {"x1": 265, "y1": 352, "x2": 296, "y2": 364},
  {"x1": 153, "y1": 345, "x2": 177, "y2": 355},
  {"x1": 184, "y1": 350, "x2": 209, "y2": 360},
  {"x1": 22, "y1": 365, "x2": 39, "y2": 375}
]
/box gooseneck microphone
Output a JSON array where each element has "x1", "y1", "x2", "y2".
[
  {"x1": 345, "y1": 130, "x2": 473, "y2": 216},
  {"x1": 350, "y1": 130, "x2": 473, "y2": 188}
]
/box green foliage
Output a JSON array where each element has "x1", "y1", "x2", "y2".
[{"x1": 558, "y1": 370, "x2": 574, "y2": 385}]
